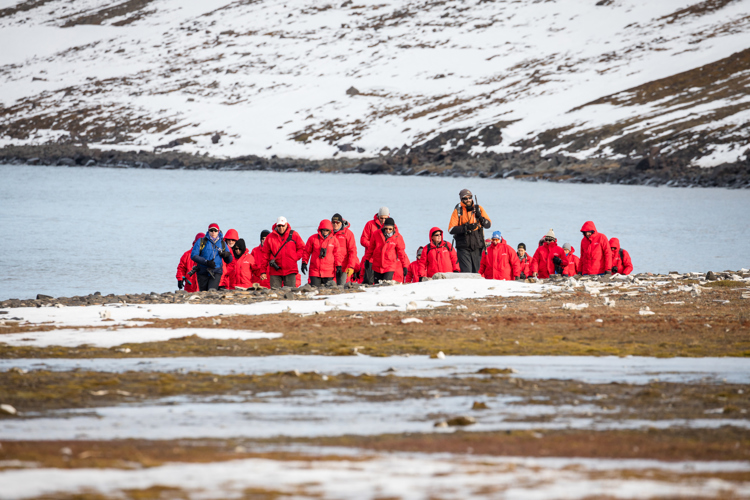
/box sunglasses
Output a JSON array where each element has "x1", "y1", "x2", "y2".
[
  {"x1": 208, "y1": 229, "x2": 219, "y2": 233},
  {"x1": 461, "y1": 196, "x2": 472, "y2": 201},
  {"x1": 544, "y1": 237, "x2": 555, "y2": 241}
]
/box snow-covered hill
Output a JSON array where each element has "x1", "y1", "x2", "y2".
[{"x1": 0, "y1": 0, "x2": 748, "y2": 168}]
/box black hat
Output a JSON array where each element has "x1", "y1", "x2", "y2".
[
  {"x1": 331, "y1": 213, "x2": 343, "y2": 223},
  {"x1": 235, "y1": 238, "x2": 247, "y2": 254},
  {"x1": 260, "y1": 229, "x2": 271, "y2": 242},
  {"x1": 517, "y1": 243, "x2": 526, "y2": 250},
  {"x1": 384, "y1": 217, "x2": 395, "y2": 227}
]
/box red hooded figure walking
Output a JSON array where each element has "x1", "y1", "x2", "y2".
[
  {"x1": 419, "y1": 227, "x2": 460, "y2": 280},
  {"x1": 363, "y1": 217, "x2": 408, "y2": 284},
  {"x1": 331, "y1": 213, "x2": 359, "y2": 285},
  {"x1": 176, "y1": 233, "x2": 204, "y2": 293},
  {"x1": 579, "y1": 221, "x2": 613, "y2": 275},
  {"x1": 609, "y1": 238, "x2": 633, "y2": 275},
  {"x1": 302, "y1": 220, "x2": 342, "y2": 287}
]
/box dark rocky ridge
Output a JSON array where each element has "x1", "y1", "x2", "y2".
[{"x1": 1, "y1": 131, "x2": 748, "y2": 189}]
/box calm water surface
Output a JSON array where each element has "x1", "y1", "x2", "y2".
[{"x1": 1, "y1": 165, "x2": 748, "y2": 300}]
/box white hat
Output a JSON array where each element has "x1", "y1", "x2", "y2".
[
  {"x1": 378, "y1": 206, "x2": 390, "y2": 217},
  {"x1": 545, "y1": 228, "x2": 556, "y2": 239},
  {"x1": 276, "y1": 216, "x2": 288, "y2": 225}
]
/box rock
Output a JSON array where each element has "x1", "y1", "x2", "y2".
[
  {"x1": 36, "y1": 294, "x2": 52, "y2": 300},
  {"x1": 57, "y1": 157, "x2": 76, "y2": 166},
  {"x1": 337, "y1": 144, "x2": 355, "y2": 152},
  {"x1": 401, "y1": 317, "x2": 423, "y2": 324},
  {"x1": 477, "y1": 367, "x2": 517, "y2": 375},
  {"x1": 0, "y1": 404, "x2": 17, "y2": 415},
  {"x1": 562, "y1": 303, "x2": 588, "y2": 311},
  {"x1": 446, "y1": 416, "x2": 476, "y2": 426},
  {"x1": 346, "y1": 86, "x2": 360, "y2": 96},
  {"x1": 706, "y1": 271, "x2": 717, "y2": 281},
  {"x1": 434, "y1": 421, "x2": 449, "y2": 428},
  {"x1": 211, "y1": 133, "x2": 221, "y2": 144},
  {"x1": 472, "y1": 401, "x2": 489, "y2": 410},
  {"x1": 639, "y1": 307, "x2": 655, "y2": 316}
]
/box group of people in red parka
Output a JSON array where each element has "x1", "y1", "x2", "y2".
[{"x1": 176, "y1": 190, "x2": 633, "y2": 292}]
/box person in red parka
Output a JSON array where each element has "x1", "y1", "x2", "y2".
[
  {"x1": 517, "y1": 243, "x2": 531, "y2": 279},
  {"x1": 405, "y1": 247, "x2": 423, "y2": 283},
  {"x1": 302, "y1": 220, "x2": 342, "y2": 287},
  {"x1": 176, "y1": 232, "x2": 204, "y2": 293},
  {"x1": 232, "y1": 239, "x2": 257, "y2": 289},
  {"x1": 609, "y1": 237, "x2": 633, "y2": 275},
  {"x1": 561, "y1": 242, "x2": 580, "y2": 277},
  {"x1": 363, "y1": 217, "x2": 408, "y2": 284},
  {"x1": 479, "y1": 231, "x2": 520, "y2": 281},
  {"x1": 531, "y1": 229, "x2": 569, "y2": 279},
  {"x1": 331, "y1": 213, "x2": 359, "y2": 285},
  {"x1": 260, "y1": 216, "x2": 305, "y2": 288},
  {"x1": 419, "y1": 227, "x2": 460, "y2": 280},
  {"x1": 219, "y1": 228, "x2": 239, "y2": 290},
  {"x1": 361, "y1": 207, "x2": 402, "y2": 284},
  {"x1": 249, "y1": 230, "x2": 271, "y2": 289},
  {"x1": 579, "y1": 221, "x2": 613, "y2": 276}
]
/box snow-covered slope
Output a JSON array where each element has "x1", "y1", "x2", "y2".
[{"x1": 0, "y1": 0, "x2": 748, "y2": 167}]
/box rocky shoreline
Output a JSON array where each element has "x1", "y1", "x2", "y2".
[
  {"x1": 1, "y1": 270, "x2": 747, "y2": 310},
  {"x1": 1, "y1": 140, "x2": 749, "y2": 189}
]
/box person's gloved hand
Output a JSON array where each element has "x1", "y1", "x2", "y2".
[
  {"x1": 612, "y1": 266, "x2": 618, "y2": 274},
  {"x1": 419, "y1": 277, "x2": 427, "y2": 282},
  {"x1": 352, "y1": 271, "x2": 360, "y2": 281},
  {"x1": 403, "y1": 267, "x2": 408, "y2": 278},
  {"x1": 301, "y1": 262, "x2": 308, "y2": 274},
  {"x1": 336, "y1": 266, "x2": 342, "y2": 275},
  {"x1": 205, "y1": 260, "x2": 216, "y2": 269},
  {"x1": 465, "y1": 222, "x2": 478, "y2": 231},
  {"x1": 346, "y1": 267, "x2": 354, "y2": 277},
  {"x1": 553, "y1": 256, "x2": 562, "y2": 266},
  {"x1": 177, "y1": 279, "x2": 184, "y2": 290},
  {"x1": 519, "y1": 273, "x2": 526, "y2": 280},
  {"x1": 219, "y1": 249, "x2": 230, "y2": 259}
]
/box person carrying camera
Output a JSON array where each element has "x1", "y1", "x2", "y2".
[
  {"x1": 260, "y1": 216, "x2": 305, "y2": 289},
  {"x1": 190, "y1": 223, "x2": 234, "y2": 291},
  {"x1": 176, "y1": 232, "x2": 204, "y2": 293},
  {"x1": 302, "y1": 219, "x2": 342, "y2": 287},
  {"x1": 448, "y1": 189, "x2": 491, "y2": 273},
  {"x1": 531, "y1": 229, "x2": 568, "y2": 279}
]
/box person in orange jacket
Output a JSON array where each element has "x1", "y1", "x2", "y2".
[
  {"x1": 405, "y1": 247, "x2": 423, "y2": 283},
  {"x1": 219, "y1": 228, "x2": 239, "y2": 290},
  {"x1": 448, "y1": 189, "x2": 491, "y2": 273},
  {"x1": 561, "y1": 243, "x2": 580, "y2": 277},
  {"x1": 531, "y1": 229, "x2": 569, "y2": 279},
  {"x1": 260, "y1": 216, "x2": 305, "y2": 288},
  {"x1": 363, "y1": 217, "x2": 408, "y2": 284},
  {"x1": 176, "y1": 232, "x2": 204, "y2": 292},
  {"x1": 517, "y1": 243, "x2": 531, "y2": 279},
  {"x1": 609, "y1": 238, "x2": 633, "y2": 275},
  {"x1": 419, "y1": 227, "x2": 460, "y2": 280},
  {"x1": 579, "y1": 221, "x2": 613, "y2": 276},
  {"x1": 332, "y1": 213, "x2": 359, "y2": 285},
  {"x1": 232, "y1": 239, "x2": 257, "y2": 289},
  {"x1": 302, "y1": 220, "x2": 342, "y2": 287},
  {"x1": 479, "y1": 231, "x2": 520, "y2": 281}
]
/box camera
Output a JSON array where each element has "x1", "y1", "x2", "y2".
[
  {"x1": 269, "y1": 259, "x2": 281, "y2": 271},
  {"x1": 319, "y1": 248, "x2": 327, "y2": 259}
]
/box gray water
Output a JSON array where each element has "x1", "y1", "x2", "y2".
[{"x1": 0, "y1": 164, "x2": 748, "y2": 300}]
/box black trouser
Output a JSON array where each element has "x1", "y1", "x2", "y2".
[
  {"x1": 373, "y1": 271, "x2": 394, "y2": 283},
  {"x1": 363, "y1": 260, "x2": 374, "y2": 285},
  {"x1": 269, "y1": 273, "x2": 297, "y2": 289},
  {"x1": 311, "y1": 276, "x2": 335, "y2": 287},
  {"x1": 197, "y1": 272, "x2": 221, "y2": 291},
  {"x1": 457, "y1": 248, "x2": 482, "y2": 273}
]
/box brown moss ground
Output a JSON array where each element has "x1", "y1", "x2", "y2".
[
  {"x1": 2, "y1": 427, "x2": 749, "y2": 469},
  {"x1": 2, "y1": 287, "x2": 749, "y2": 358},
  {"x1": 2, "y1": 369, "x2": 748, "y2": 421}
]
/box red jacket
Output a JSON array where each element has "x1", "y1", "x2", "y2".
[
  {"x1": 563, "y1": 247, "x2": 580, "y2": 276},
  {"x1": 249, "y1": 245, "x2": 270, "y2": 288},
  {"x1": 531, "y1": 241, "x2": 569, "y2": 279},
  {"x1": 394, "y1": 254, "x2": 410, "y2": 283},
  {"x1": 333, "y1": 221, "x2": 359, "y2": 272},
  {"x1": 360, "y1": 214, "x2": 397, "y2": 250},
  {"x1": 218, "y1": 230, "x2": 239, "y2": 289},
  {"x1": 405, "y1": 260, "x2": 421, "y2": 283},
  {"x1": 233, "y1": 249, "x2": 256, "y2": 289},
  {"x1": 261, "y1": 224, "x2": 305, "y2": 276},
  {"x1": 303, "y1": 220, "x2": 342, "y2": 278},
  {"x1": 579, "y1": 221, "x2": 612, "y2": 275},
  {"x1": 176, "y1": 250, "x2": 199, "y2": 293},
  {"x1": 364, "y1": 228, "x2": 408, "y2": 274},
  {"x1": 419, "y1": 228, "x2": 460, "y2": 278},
  {"x1": 479, "y1": 238, "x2": 520, "y2": 280},
  {"x1": 517, "y1": 253, "x2": 532, "y2": 278},
  {"x1": 609, "y1": 238, "x2": 633, "y2": 275}
]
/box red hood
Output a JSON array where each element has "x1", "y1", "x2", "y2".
[
  {"x1": 609, "y1": 238, "x2": 620, "y2": 251},
  {"x1": 580, "y1": 221, "x2": 597, "y2": 233},
  {"x1": 224, "y1": 229, "x2": 239, "y2": 240},
  {"x1": 429, "y1": 226, "x2": 443, "y2": 238},
  {"x1": 193, "y1": 232, "x2": 205, "y2": 245},
  {"x1": 318, "y1": 219, "x2": 333, "y2": 233}
]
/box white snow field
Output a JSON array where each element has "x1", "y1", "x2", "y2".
[
  {"x1": 4, "y1": 278, "x2": 549, "y2": 327},
  {"x1": 1, "y1": 0, "x2": 748, "y2": 165},
  {"x1": 2, "y1": 452, "x2": 750, "y2": 500}
]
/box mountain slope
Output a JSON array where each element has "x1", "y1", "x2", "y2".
[{"x1": 0, "y1": 0, "x2": 748, "y2": 171}]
